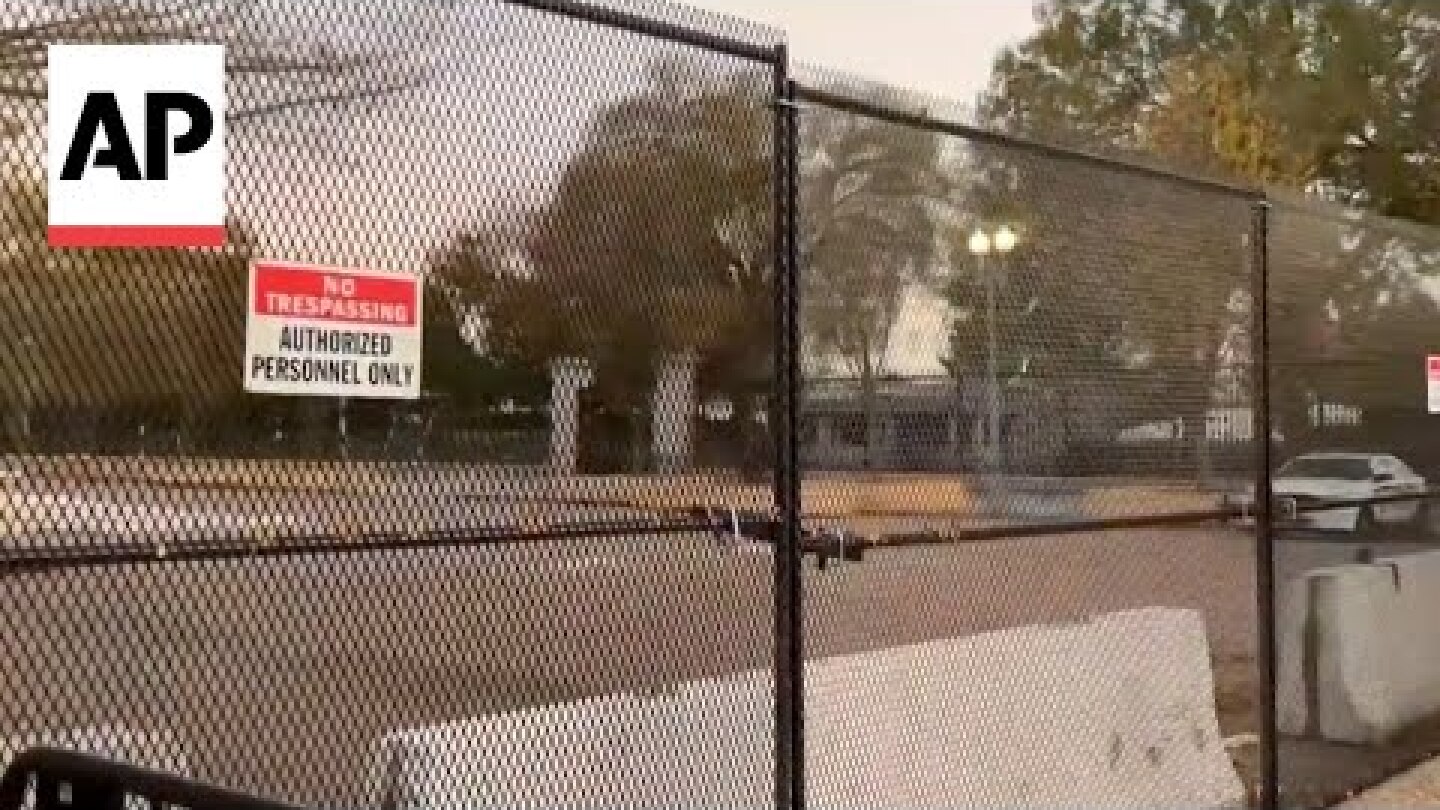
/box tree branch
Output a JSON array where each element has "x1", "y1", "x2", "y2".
[{"x1": 228, "y1": 69, "x2": 434, "y2": 123}]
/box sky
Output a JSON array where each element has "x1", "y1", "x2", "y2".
[
  {"x1": 684, "y1": 0, "x2": 1039, "y2": 111},
  {"x1": 17, "y1": 0, "x2": 1041, "y2": 376},
  {"x1": 224, "y1": 0, "x2": 1041, "y2": 376},
  {"x1": 679, "y1": 1, "x2": 1041, "y2": 375},
  {"x1": 215, "y1": 0, "x2": 1041, "y2": 278}
]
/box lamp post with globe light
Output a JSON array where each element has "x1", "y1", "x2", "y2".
[{"x1": 967, "y1": 224, "x2": 1018, "y2": 471}]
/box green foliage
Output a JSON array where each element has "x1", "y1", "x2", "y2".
[
  {"x1": 445, "y1": 58, "x2": 774, "y2": 416},
  {"x1": 796, "y1": 98, "x2": 956, "y2": 467},
  {"x1": 985, "y1": 0, "x2": 1440, "y2": 221},
  {"x1": 0, "y1": 174, "x2": 252, "y2": 449},
  {"x1": 799, "y1": 103, "x2": 953, "y2": 380},
  {"x1": 983, "y1": 0, "x2": 1440, "y2": 446},
  {"x1": 421, "y1": 261, "x2": 548, "y2": 414},
  {"x1": 0, "y1": 176, "x2": 246, "y2": 408},
  {"x1": 942, "y1": 139, "x2": 1250, "y2": 437}
]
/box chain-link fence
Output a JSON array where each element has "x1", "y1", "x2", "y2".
[
  {"x1": 1269, "y1": 195, "x2": 1440, "y2": 808},
  {"x1": 1, "y1": 1, "x2": 788, "y2": 807},
  {"x1": 788, "y1": 66, "x2": 1265, "y2": 809},
  {"x1": 3, "y1": 1, "x2": 1440, "y2": 809}
]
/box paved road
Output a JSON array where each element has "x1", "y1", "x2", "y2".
[
  {"x1": 0, "y1": 533, "x2": 771, "y2": 807},
  {"x1": 0, "y1": 484, "x2": 1434, "y2": 808},
  {"x1": 0, "y1": 521, "x2": 1263, "y2": 808},
  {"x1": 0, "y1": 477, "x2": 655, "y2": 555}
]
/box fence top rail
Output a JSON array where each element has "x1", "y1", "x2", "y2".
[
  {"x1": 500, "y1": 0, "x2": 780, "y2": 64},
  {"x1": 791, "y1": 81, "x2": 1266, "y2": 202}
]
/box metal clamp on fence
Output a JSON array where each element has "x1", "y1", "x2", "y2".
[
  {"x1": 0, "y1": 747, "x2": 303, "y2": 810},
  {"x1": 687, "y1": 505, "x2": 773, "y2": 548},
  {"x1": 809, "y1": 525, "x2": 866, "y2": 570},
  {"x1": 684, "y1": 505, "x2": 865, "y2": 568},
  {"x1": 1279, "y1": 495, "x2": 1299, "y2": 523}
]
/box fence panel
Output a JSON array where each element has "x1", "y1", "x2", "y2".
[
  {"x1": 18, "y1": 2, "x2": 1440, "y2": 807},
  {"x1": 1268, "y1": 195, "x2": 1440, "y2": 808},
  {"x1": 0, "y1": 1, "x2": 783, "y2": 806},
  {"x1": 790, "y1": 66, "x2": 1264, "y2": 809}
]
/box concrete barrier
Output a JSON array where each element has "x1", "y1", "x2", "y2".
[
  {"x1": 1279, "y1": 550, "x2": 1440, "y2": 745},
  {"x1": 375, "y1": 608, "x2": 1243, "y2": 809}
]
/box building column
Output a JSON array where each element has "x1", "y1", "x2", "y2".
[
  {"x1": 651, "y1": 349, "x2": 697, "y2": 474},
  {"x1": 548, "y1": 356, "x2": 593, "y2": 475}
]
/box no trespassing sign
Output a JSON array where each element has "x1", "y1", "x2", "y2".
[{"x1": 244, "y1": 260, "x2": 423, "y2": 400}]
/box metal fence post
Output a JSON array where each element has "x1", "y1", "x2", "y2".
[
  {"x1": 771, "y1": 46, "x2": 805, "y2": 810},
  {"x1": 1251, "y1": 197, "x2": 1277, "y2": 810}
]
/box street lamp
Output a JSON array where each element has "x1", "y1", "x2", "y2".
[
  {"x1": 967, "y1": 224, "x2": 1017, "y2": 256},
  {"x1": 968, "y1": 224, "x2": 1018, "y2": 472}
]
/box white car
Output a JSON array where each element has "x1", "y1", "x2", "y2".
[{"x1": 1265, "y1": 452, "x2": 1428, "y2": 533}]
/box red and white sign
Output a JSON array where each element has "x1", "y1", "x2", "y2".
[
  {"x1": 1429, "y1": 356, "x2": 1440, "y2": 414},
  {"x1": 47, "y1": 44, "x2": 226, "y2": 248},
  {"x1": 244, "y1": 260, "x2": 423, "y2": 399}
]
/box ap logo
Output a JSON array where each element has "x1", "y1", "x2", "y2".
[{"x1": 47, "y1": 44, "x2": 226, "y2": 248}]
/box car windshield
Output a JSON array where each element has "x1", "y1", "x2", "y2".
[{"x1": 1277, "y1": 456, "x2": 1374, "y2": 480}]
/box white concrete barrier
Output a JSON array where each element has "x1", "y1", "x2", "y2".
[
  {"x1": 375, "y1": 607, "x2": 1242, "y2": 809},
  {"x1": 1279, "y1": 550, "x2": 1440, "y2": 745},
  {"x1": 805, "y1": 609, "x2": 1242, "y2": 809}
]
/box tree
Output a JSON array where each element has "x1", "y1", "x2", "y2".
[
  {"x1": 0, "y1": 174, "x2": 252, "y2": 452},
  {"x1": 982, "y1": 0, "x2": 1440, "y2": 469},
  {"x1": 798, "y1": 76, "x2": 956, "y2": 468},
  {"x1": 941, "y1": 137, "x2": 1250, "y2": 475},
  {"x1": 1268, "y1": 194, "x2": 1440, "y2": 454},
  {"x1": 0, "y1": 1, "x2": 442, "y2": 137},
  {"x1": 984, "y1": 0, "x2": 1440, "y2": 216},
  {"x1": 1142, "y1": 54, "x2": 1315, "y2": 189},
  {"x1": 425, "y1": 231, "x2": 551, "y2": 414},
  {"x1": 441, "y1": 57, "x2": 775, "y2": 473},
  {"x1": 0, "y1": 1, "x2": 455, "y2": 456}
]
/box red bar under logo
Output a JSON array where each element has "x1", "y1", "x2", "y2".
[{"x1": 48, "y1": 225, "x2": 227, "y2": 248}]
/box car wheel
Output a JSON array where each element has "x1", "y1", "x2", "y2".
[
  {"x1": 1416, "y1": 500, "x2": 1440, "y2": 539},
  {"x1": 1355, "y1": 506, "x2": 1378, "y2": 537}
]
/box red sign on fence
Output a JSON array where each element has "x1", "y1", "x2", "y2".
[
  {"x1": 1429, "y1": 356, "x2": 1440, "y2": 414},
  {"x1": 244, "y1": 260, "x2": 423, "y2": 400}
]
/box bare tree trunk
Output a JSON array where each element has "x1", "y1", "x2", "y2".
[
  {"x1": 1195, "y1": 419, "x2": 1213, "y2": 486},
  {"x1": 860, "y1": 333, "x2": 879, "y2": 470},
  {"x1": 2, "y1": 407, "x2": 29, "y2": 454},
  {"x1": 629, "y1": 409, "x2": 649, "y2": 473},
  {"x1": 740, "y1": 393, "x2": 771, "y2": 485}
]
